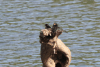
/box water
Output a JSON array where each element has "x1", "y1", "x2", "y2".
[{"x1": 0, "y1": 0, "x2": 100, "y2": 67}]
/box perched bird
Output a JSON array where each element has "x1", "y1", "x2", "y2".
[
  {"x1": 52, "y1": 23, "x2": 58, "y2": 32},
  {"x1": 44, "y1": 23, "x2": 67, "y2": 37},
  {"x1": 52, "y1": 23, "x2": 67, "y2": 33},
  {"x1": 44, "y1": 24, "x2": 52, "y2": 37},
  {"x1": 45, "y1": 24, "x2": 51, "y2": 29},
  {"x1": 52, "y1": 23, "x2": 63, "y2": 37}
]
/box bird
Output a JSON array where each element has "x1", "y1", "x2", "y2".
[
  {"x1": 52, "y1": 23, "x2": 58, "y2": 32},
  {"x1": 45, "y1": 24, "x2": 51, "y2": 29},
  {"x1": 44, "y1": 23, "x2": 67, "y2": 37},
  {"x1": 52, "y1": 23, "x2": 67, "y2": 33},
  {"x1": 52, "y1": 23, "x2": 68, "y2": 37}
]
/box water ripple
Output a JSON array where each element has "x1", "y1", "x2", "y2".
[{"x1": 0, "y1": 0, "x2": 100, "y2": 67}]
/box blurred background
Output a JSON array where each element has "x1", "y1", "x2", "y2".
[{"x1": 0, "y1": 0, "x2": 100, "y2": 67}]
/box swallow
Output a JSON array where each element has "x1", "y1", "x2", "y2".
[
  {"x1": 45, "y1": 24, "x2": 51, "y2": 29},
  {"x1": 52, "y1": 23, "x2": 58, "y2": 32}
]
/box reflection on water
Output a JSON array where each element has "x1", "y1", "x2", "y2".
[{"x1": 0, "y1": 0, "x2": 100, "y2": 67}]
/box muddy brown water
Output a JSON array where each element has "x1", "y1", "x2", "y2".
[{"x1": 0, "y1": 0, "x2": 100, "y2": 67}]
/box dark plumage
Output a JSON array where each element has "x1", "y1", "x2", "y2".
[
  {"x1": 52, "y1": 23, "x2": 67, "y2": 33},
  {"x1": 52, "y1": 23, "x2": 63, "y2": 37},
  {"x1": 52, "y1": 23, "x2": 58, "y2": 32},
  {"x1": 44, "y1": 23, "x2": 67, "y2": 37},
  {"x1": 45, "y1": 24, "x2": 51, "y2": 29}
]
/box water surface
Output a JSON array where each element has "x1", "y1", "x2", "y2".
[{"x1": 0, "y1": 0, "x2": 100, "y2": 67}]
